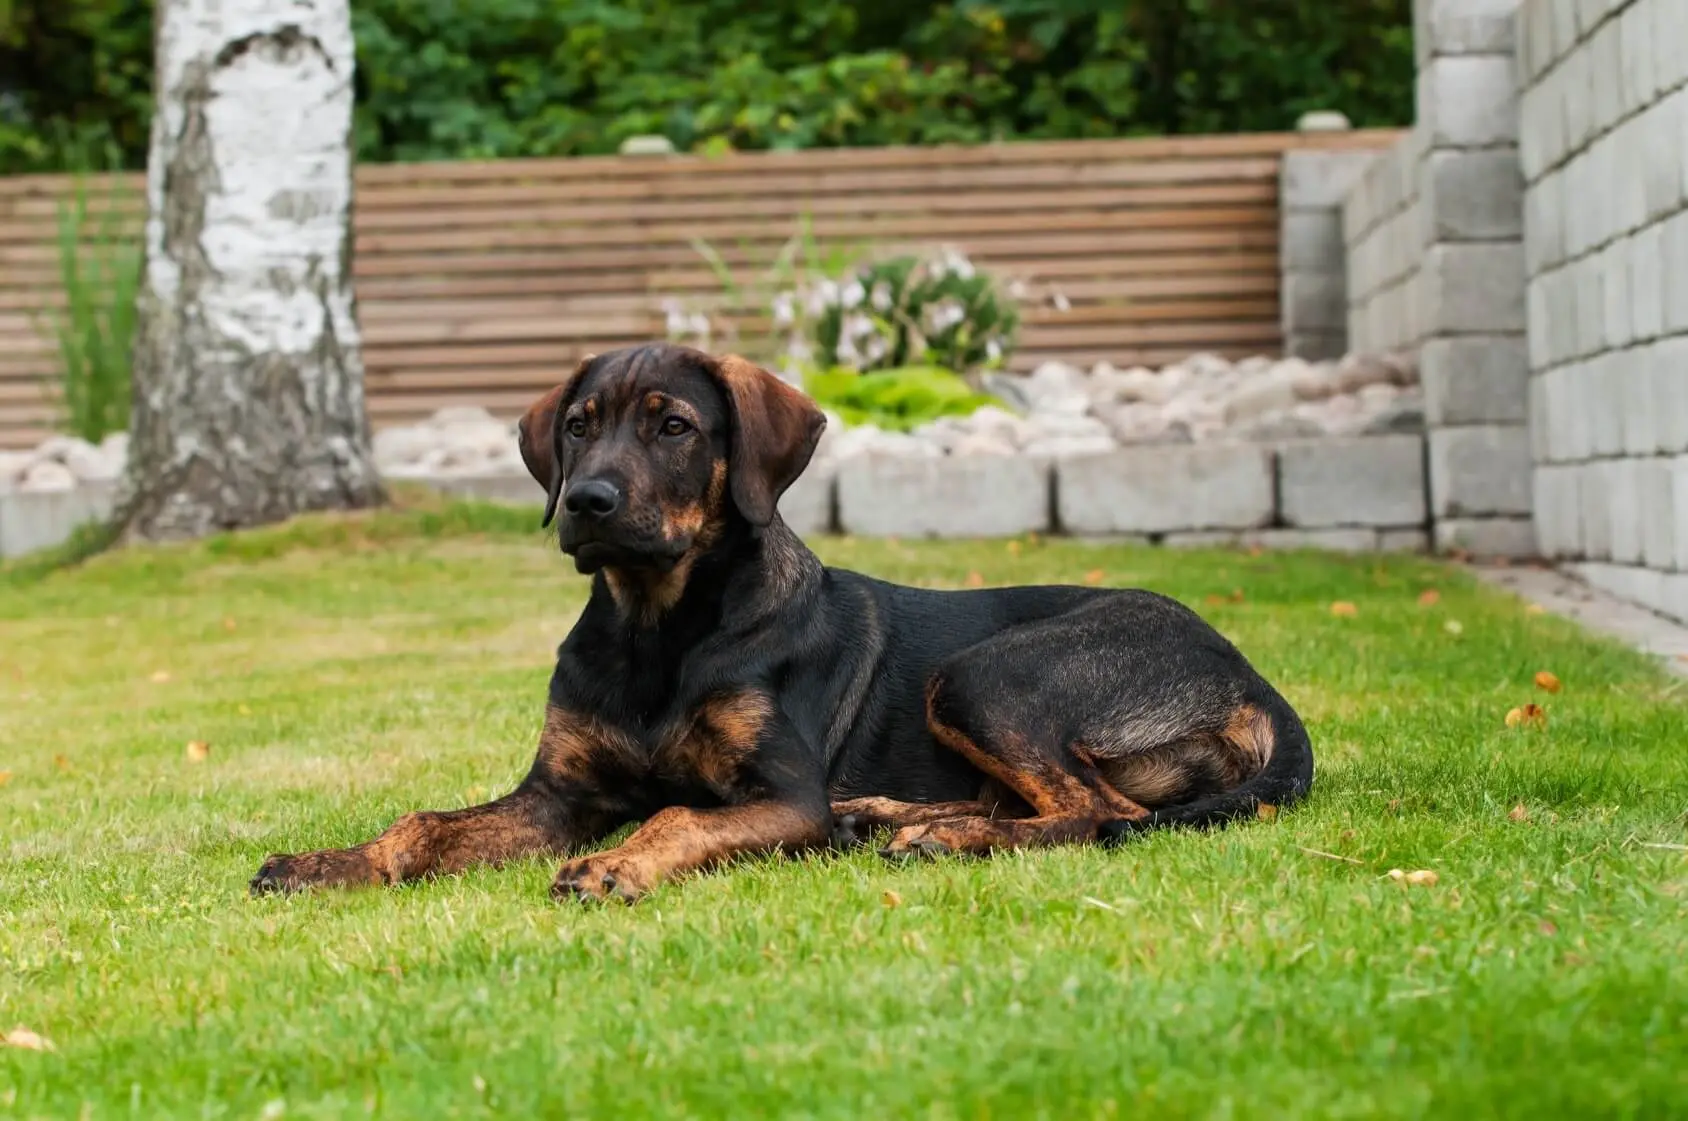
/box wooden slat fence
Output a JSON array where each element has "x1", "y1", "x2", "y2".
[{"x1": 0, "y1": 129, "x2": 1400, "y2": 448}]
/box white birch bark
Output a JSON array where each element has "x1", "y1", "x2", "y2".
[{"x1": 118, "y1": 0, "x2": 383, "y2": 541}]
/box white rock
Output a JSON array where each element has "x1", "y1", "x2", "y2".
[
  {"x1": 427, "y1": 405, "x2": 501, "y2": 429},
  {"x1": 1220, "y1": 377, "x2": 1299, "y2": 426},
  {"x1": 1234, "y1": 355, "x2": 1275, "y2": 378},
  {"x1": 1334, "y1": 353, "x2": 1395, "y2": 394},
  {"x1": 1023, "y1": 361, "x2": 1092, "y2": 416},
  {"x1": 19, "y1": 460, "x2": 78, "y2": 492},
  {"x1": 373, "y1": 425, "x2": 434, "y2": 468},
  {"x1": 1022, "y1": 414, "x2": 1112, "y2": 441},
  {"x1": 951, "y1": 432, "x2": 1019, "y2": 456},
  {"x1": 0, "y1": 451, "x2": 29, "y2": 489}
]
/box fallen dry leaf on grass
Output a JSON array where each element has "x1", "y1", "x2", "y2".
[
  {"x1": 1417, "y1": 589, "x2": 1441, "y2": 607},
  {"x1": 1256, "y1": 803, "x2": 1278, "y2": 822},
  {"x1": 223, "y1": 617, "x2": 238, "y2": 632},
  {"x1": 1330, "y1": 601, "x2": 1358, "y2": 618},
  {"x1": 2, "y1": 1026, "x2": 55, "y2": 1052},
  {"x1": 1538, "y1": 921, "x2": 1558, "y2": 936},
  {"x1": 1230, "y1": 588, "x2": 1245, "y2": 603},
  {"x1": 964, "y1": 571, "x2": 985, "y2": 589},
  {"x1": 184, "y1": 741, "x2": 211, "y2": 763},
  {"x1": 52, "y1": 755, "x2": 70, "y2": 772},
  {"x1": 1509, "y1": 804, "x2": 1530, "y2": 822},
  {"x1": 1083, "y1": 569, "x2": 1105, "y2": 586},
  {"x1": 882, "y1": 890, "x2": 902, "y2": 909},
  {"x1": 1006, "y1": 540, "x2": 1022, "y2": 556},
  {"x1": 1525, "y1": 604, "x2": 1547, "y2": 616},
  {"x1": 0, "y1": 771, "x2": 11, "y2": 788},
  {"x1": 1443, "y1": 619, "x2": 1464, "y2": 635},
  {"x1": 1535, "y1": 670, "x2": 1563, "y2": 694},
  {"x1": 149, "y1": 670, "x2": 171, "y2": 684},
  {"x1": 1387, "y1": 868, "x2": 1439, "y2": 887},
  {"x1": 1505, "y1": 703, "x2": 1547, "y2": 729}
]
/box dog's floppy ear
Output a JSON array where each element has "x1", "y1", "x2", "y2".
[
  {"x1": 517, "y1": 353, "x2": 595, "y2": 528},
  {"x1": 704, "y1": 354, "x2": 826, "y2": 528}
]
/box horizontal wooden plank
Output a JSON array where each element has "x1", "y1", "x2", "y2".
[{"x1": 0, "y1": 172, "x2": 1286, "y2": 234}]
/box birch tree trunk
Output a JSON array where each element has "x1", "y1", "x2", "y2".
[{"x1": 116, "y1": 0, "x2": 384, "y2": 542}]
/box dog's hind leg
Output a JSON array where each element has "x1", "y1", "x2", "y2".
[{"x1": 828, "y1": 794, "x2": 1020, "y2": 848}]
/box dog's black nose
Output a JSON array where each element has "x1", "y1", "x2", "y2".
[{"x1": 562, "y1": 478, "x2": 622, "y2": 521}]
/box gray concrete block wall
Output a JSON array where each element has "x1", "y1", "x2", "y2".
[
  {"x1": 1340, "y1": 0, "x2": 1535, "y2": 557},
  {"x1": 1519, "y1": 0, "x2": 1688, "y2": 622},
  {"x1": 1280, "y1": 149, "x2": 1386, "y2": 359}
]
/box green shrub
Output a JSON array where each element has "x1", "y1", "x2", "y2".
[
  {"x1": 796, "y1": 248, "x2": 1020, "y2": 376},
  {"x1": 1, "y1": 1, "x2": 1414, "y2": 174},
  {"x1": 41, "y1": 171, "x2": 139, "y2": 443},
  {"x1": 803, "y1": 365, "x2": 1003, "y2": 432}
]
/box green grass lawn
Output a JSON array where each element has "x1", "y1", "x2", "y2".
[{"x1": 3, "y1": 499, "x2": 1686, "y2": 1119}]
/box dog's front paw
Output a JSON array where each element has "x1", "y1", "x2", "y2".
[
  {"x1": 830, "y1": 812, "x2": 876, "y2": 849},
  {"x1": 551, "y1": 851, "x2": 654, "y2": 904},
  {"x1": 249, "y1": 848, "x2": 380, "y2": 895}
]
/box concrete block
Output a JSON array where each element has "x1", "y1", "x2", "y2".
[
  {"x1": 778, "y1": 465, "x2": 836, "y2": 537},
  {"x1": 1529, "y1": 373, "x2": 1551, "y2": 461},
  {"x1": 1629, "y1": 222, "x2": 1665, "y2": 342},
  {"x1": 1246, "y1": 527, "x2": 1383, "y2": 553},
  {"x1": 1281, "y1": 211, "x2": 1346, "y2": 272},
  {"x1": 1574, "y1": 255, "x2": 1606, "y2": 360},
  {"x1": 1161, "y1": 530, "x2": 1242, "y2": 549},
  {"x1": 1600, "y1": 240, "x2": 1633, "y2": 350},
  {"x1": 1281, "y1": 150, "x2": 1383, "y2": 209},
  {"x1": 1429, "y1": 424, "x2": 1533, "y2": 516},
  {"x1": 1056, "y1": 446, "x2": 1275, "y2": 535},
  {"x1": 1421, "y1": 335, "x2": 1530, "y2": 426},
  {"x1": 1606, "y1": 457, "x2": 1645, "y2": 563},
  {"x1": 1523, "y1": 169, "x2": 1564, "y2": 272},
  {"x1": 1622, "y1": 345, "x2": 1657, "y2": 456},
  {"x1": 1285, "y1": 330, "x2": 1348, "y2": 362},
  {"x1": 1572, "y1": 561, "x2": 1669, "y2": 616},
  {"x1": 1659, "y1": 336, "x2": 1688, "y2": 453},
  {"x1": 1562, "y1": 151, "x2": 1594, "y2": 262},
  {"x1": 1589, "y1": 351, "x2": 1626, "y2": 457},
  {"x1": 1378, "y1": 527, "x2": 1433, "y2": 552},
  {"x1": 1526, "y1": 275, "x2": 1552, "y2": 371},
  {"x1": 1654, "y1": 572, "x2": 1688, "y2": 625},
  {"x1": 837, "y1": 456, "x2": 1049, "y2": 538},
  {"x1": 1433, "y1": 516, "x2": 1540, "y2": 558},
  {"x1": 1675, "y1": 455, "x2": 1688, "y2": 570},
  {"x1": 1664, "y1": 209, "x2": 1688, "y2": 336},
  {"x1": 1277, "y1": 434, "x2": 1428, "y2": 528},
  {"x1": 1618, "y1": 1, "x2": 1655, "y2": 115},
  {"x1": 1424, "y1": 243, "x2": 1526, "y2": 334},
  {"x1": 1638, "y1": 456, "x2": 1677, "y2": 570},
  {"x1": 1419, "y1": 55, "x2": 1520, "y2": 148},
  {"x1": 1659, "y1": 0, "x2": 1688, "y2": 92},
  {"x1": 1531, "y1": 464, "x2": 1580, "y2": 557},
  {"x1": 1580, "y1": 460, "x2": 1612, "y2": 558},
  {"x1": 1283, "y1": 273, "x2": 1347, "y2": 332},
  {"x1": 1641, "y1": 88, "x2": 1687, "y2": 224},
  {"x1": 1416, "y1": 0, "x2": 1519, "y2": 66},
  {"x1": 1589, "y1": 18, "x2": 1624, "y2": 137},
  {"x1": 0, "y1": 482, "x2": 115, "y2": 558},
  {"x1": 1561, "y1": 26, "x2": 1594, "y2": 154},
  {"x1": 1423, "y1": 149, "x2": 1524, "y2": 241}
]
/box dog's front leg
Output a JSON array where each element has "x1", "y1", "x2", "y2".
[
  {"x1": 552, "y1": 707, "x2": 829, "y2": 904},
  {"x1": 249, "y1": 705, "x2": 626, "y2": 894}
]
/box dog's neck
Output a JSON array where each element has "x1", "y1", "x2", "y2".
[{"x1": 594, "y1": 514, "x2": 819, "y2": 633}]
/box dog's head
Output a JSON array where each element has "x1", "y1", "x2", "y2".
[{"x1": 517, "y1": 344, "x2": 826, "y2": 576}]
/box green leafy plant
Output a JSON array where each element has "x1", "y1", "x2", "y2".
[
  {"x1": 663, "y1": 213, "x2": 868, "y2": 371},
  {"x1": 4, "y1": 1, "x2": 1413, "y2": 174},
  {"x1": 799, "y1": 248, "x2": 1021, "y2": 376},
  {"x1": 42, "y1": 170, "x2": 140, "y2": 443},
  {"x1": 803, "y1": 364, "x2": 1003, "y2": 431}
]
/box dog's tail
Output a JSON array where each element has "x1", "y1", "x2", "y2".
[{"x1": 1097, "y1": 689, "x2": 1314, "y2": 846}]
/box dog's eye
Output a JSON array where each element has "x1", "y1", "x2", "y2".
[
  {"x1": 660, "y1": 416, "x2": 691, "y2": 437},
  {"x1": 565, "y1": 417, "x2": 588, "y2": 439}
]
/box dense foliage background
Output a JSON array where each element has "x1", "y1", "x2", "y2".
[{"x1": 0, "y1": 0, "x2": 1412, "y2": 174}]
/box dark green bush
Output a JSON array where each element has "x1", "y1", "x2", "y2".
[{"x1": 0, "y1": 0, "x2": 1413, "y2": 174}]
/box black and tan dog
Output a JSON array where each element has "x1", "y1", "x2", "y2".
[{"x1": 250, "y1": 344, "x2": 1314, "y2": 902}]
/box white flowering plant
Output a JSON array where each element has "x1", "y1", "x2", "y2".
[{"x1": 792, "y1": 248, "x2": 1019, "y2": 376}]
